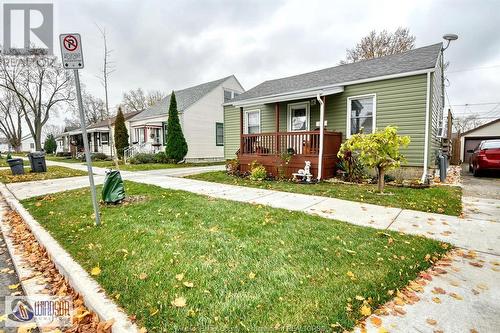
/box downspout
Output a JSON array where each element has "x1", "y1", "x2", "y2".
[
  {"x1": 316, "y1": 94, "x2": 325, "y2": 180},
  {"x1": 421, "y1": 72, "x2": 431, "y2": 183}
]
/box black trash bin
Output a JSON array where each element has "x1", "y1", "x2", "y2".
[
  {"x1": 7, "y1": 158, "x2": 25, "y2": 175},
  {"x1": 28, "y1": 151, "x2": 47, "y2": 173}
]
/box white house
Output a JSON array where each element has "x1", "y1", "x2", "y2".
[
  {"x1": 20, "y1": 133, "x2": 36, "y2": 152},
  {"x1": 127, "y1": 75, "x2": 244, "y2": 162},
  {"x1": 56, "y1": 111, "x2": 141, "y2": 157},
  {"x1": 0, "y1": 137, "x2": 11, "y2": 153}
]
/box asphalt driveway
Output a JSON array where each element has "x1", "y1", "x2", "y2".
[{"x1": 461, "y1": 164, "x2": 500, "y2": 222}]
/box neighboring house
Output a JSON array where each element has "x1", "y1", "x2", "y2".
[
  {"x1": 0, "y1": 137, "x2": 12, "y2": 153},
  {"x1": 57, "y1": 111, "x2": 141, "y2": 157},
  {"x1": 127, "y1": 75, "x2": 244, "y2": 162},
  {"x1": 460, "y1": 118, "x2": 500, "y2": 163},
  {"x1": 223, "y1": 43, "x2": 445, "y2": 181},
  {"x1": 20, "y1": 133, "x2": 36, "y2": 152}
]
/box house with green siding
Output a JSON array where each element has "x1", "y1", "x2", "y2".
[{"x1": 223, "y1": 43, "x2": 444, "y2": 181}]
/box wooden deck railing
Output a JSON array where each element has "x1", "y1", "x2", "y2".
[{"x1": 240, "y1": 131, "x2": 341, "y2": 156}]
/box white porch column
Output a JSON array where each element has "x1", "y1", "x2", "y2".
[{"x1": 316, "y1": 94, "x2": 325, "y2": 180}]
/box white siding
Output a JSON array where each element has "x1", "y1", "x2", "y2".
[{"x1": 182, "y1": 76, "x2": 244, "y2": 161}]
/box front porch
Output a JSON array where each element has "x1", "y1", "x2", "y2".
[{"x1": 238, "y1": 130, "x2": 342, "y2": 178}]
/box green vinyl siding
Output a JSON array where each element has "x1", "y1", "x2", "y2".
[
  {"x1": 429, "y1": 53, "x2": 443, "y2": 168},
  {"x1": 224, "y1": 74, "x2": 430, "y2": 166}
]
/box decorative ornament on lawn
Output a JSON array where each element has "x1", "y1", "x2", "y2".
[{"x1": 292, "y1": 161, "x2": 313, "y2": 182}]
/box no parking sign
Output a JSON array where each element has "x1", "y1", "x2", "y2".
[{"x1": 59, "y1": 33, "x2": 84, "y2": 69}]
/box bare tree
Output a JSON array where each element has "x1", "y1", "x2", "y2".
[
  {"x1": 453, "y1": 114, "x2": 485, "y2": 133},
  {"x1": 122, "y1": 88, "x2": 165, "y2": 112},
  {"x1": 0, "y1": 90, "x2": 23, "y2": 151},
  {"x1": 341, "y1": 27, "x2": 416, "y2": 64},
  {"x1": 70, "y1": 90, "x2": 107, "y2": 125},
  {"x1": 96, "y1": 24, "x2": 119, "y2": 167},
  {"x1": 0, "y1": 55, "x2": 73, "y2": 150}
]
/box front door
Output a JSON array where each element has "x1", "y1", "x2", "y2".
[{"x1": 287, "y1": 102, "x2": 310, "y2": 132}]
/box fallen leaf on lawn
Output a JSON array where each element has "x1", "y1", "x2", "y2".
[
  {"x1": 35, "y1": 202, "x2": 42, "y2": 207},
  {"x1": 450, "y1": 280, "x2": 460, "y2": 287},
  {"x1": 175, "y1": 273, "x2": 184, "y2": 281},
  {"x1": 90, "y1": 266, "x2": 101, "y2": 276},
  {"x1": 469, "y1": 262, "x2": 483, "y2": 268},
  {"x1": 432, "y1": 287, "x2": 446, "y2": 294},
  {"x1": 248, "y1": 272, "x2": 256, "y2": 279},
  {"x1": 370, "y1": 316, "x2": 382, "y2": 327},
  {"x1": 183, "y1": 281, "x2": 194, "y2": 288},
  {"x1": 360, "y1": 304, "x2": 371, "y2": 316},
  {"x1": 426, "y1": 318, "x2": 437, "y2": 325},
  {"x1": 477, "y1": 283, "x2": 489, "y2": 290},
  {"x1": 75, "y1": 310, "x2": 90, "y2": 320},
  {"x1": 355, "y1": 295, "x2": 364, "y2": 301},
  {"x1": 138, "y1": 328, "x2": 147, "y2": 333},
  {"x1": 8, "y1": 283, "x2": 19, "y2": 290},
  {"x1": 347, "y1": 271, "x2": 356, "y2": 279},
  {"x1": 139, "y1": 273, "x2": 148, "y2": 280},
  {"x1": 150, "y1": 308, "x2": 159, "y2": 316},
  {"x1": 432, "y1": 297, "x2": 441, "y2": 303},
  {"x1": 450, "y1": 292, "x2": 463, "y2": 300},
  {"x1": 171, "y1": 297, "x2": 187, "y2": 308}
]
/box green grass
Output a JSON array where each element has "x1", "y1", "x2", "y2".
[
  {"x1": 0, "y1": 166, "x2": 87, "y2": 183},
  {"x1": 23, "y1": 181, "x2": 448, "y2": 332},
  {"x1": 45, "y1": 156, "x2": 84, "y2": 163},
  {"x1": 187, "y1": 171, "x2": 463, "y2": 216},
  {"x1": 0, "y1": 158, "x2": 28, "y2": 167}
]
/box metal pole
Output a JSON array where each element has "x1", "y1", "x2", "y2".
[{"x1": 73, "y1": 69, "x2": 101, "y2": 226}]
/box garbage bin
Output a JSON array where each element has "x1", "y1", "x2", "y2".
[
  {"x1": 102, "y1": 170, "x2": 125, "y2": 204},
  {"x1": 28, "y1": 151, "x2": 47, "y2": 173},
  {"x1": 7, "y1": 158, "x2": 25, "y2": 175}
]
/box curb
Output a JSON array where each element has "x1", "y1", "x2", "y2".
[{"x1": 0, "y1": 183, "x2": 139, "y2": 333}]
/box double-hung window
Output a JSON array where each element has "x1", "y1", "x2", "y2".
[
  {"x1": 245, "y1": 110, "x2": 261, "y2": 134},
  {"x1": 347, "y1": 94, "x2": 376, "y2": 136}
]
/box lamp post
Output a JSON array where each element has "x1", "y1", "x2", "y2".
[{"x1": 441, "y1": 34, "x2": 458, "y2": 110}]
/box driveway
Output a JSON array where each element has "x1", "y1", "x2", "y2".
[{"x1": 461, "y1": 164, "x2": 500, "y2": 222}]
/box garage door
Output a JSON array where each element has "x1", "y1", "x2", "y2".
[{"x1": 464, "y1": 136, "x2": 500, "y2": 163}]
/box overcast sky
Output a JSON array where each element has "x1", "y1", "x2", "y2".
[{"x1": 8, "y1": 0, "x2": 500, "y2": 124}]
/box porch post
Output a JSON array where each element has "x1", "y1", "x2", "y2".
[
  {"x1": 275, "y1": 102, "x2": 279, "y2": 154},
  {"x1": 239, "y1": 107, "x2": 244, "y2": 155}
]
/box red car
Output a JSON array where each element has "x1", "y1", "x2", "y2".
[{"x1": 468, "y1": 139, "x2": 500, "y2": 176}]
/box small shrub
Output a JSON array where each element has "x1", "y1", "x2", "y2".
[
  {"x1": 225, "y1": 159, "x2": 239, "y2": 176},
  {"x1": 336, "y1": 150, "x2": 366, "y2": 182},
  {"x1": 249, "y1": 161, "x2": 267, "y2": 181},
  {"x1": 278, "y1": 151, "x2": 293, "y2": 180},
  {"x1": 155, "y1": 152, "x2": 169, "y2": 163},
  {"x1": 79, "y1": 152, "x2": 110, "y2": 162},
  {"x1": 6, "y1": 153, "x2": 12, "y2": 160},
  {"x1": 129, "y1": 153, "x2": 157, "y2": 164}
]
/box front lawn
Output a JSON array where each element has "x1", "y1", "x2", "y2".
[
  {"x1": 0, "y1": 166, "x2": 87, "y2": 183},
  {"x1": 187, "y1": 171, "x2": 462, "y2": 216},
  {"x1": 45, "y1": 156, "x2": 84, "y2": 163},
  {"x1": 23, "y1": 181, "x2": 448, "y2": 331}
]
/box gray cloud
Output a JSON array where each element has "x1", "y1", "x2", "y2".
[{"x1": 50, "y1": 0, "x2": 500, "y2": 121}]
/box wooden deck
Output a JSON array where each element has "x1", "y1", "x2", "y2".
[{"x1": 238, "y1": 131, "x2": 342, "y2": 179}]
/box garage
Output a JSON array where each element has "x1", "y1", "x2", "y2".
[{"x1": 460, "y1": 118, "x2": 500, "y2": 163}]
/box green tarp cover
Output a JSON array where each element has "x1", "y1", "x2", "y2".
[{"x1": 102, "y1": 170, "x2": 125, "y2": 203}]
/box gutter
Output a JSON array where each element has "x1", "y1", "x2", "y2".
[
  {"x1": 316, "y1": 94, "x2": 325, "y2": 180},
  {"x1": 421, "y1": 72, "x2": 431, "y2": 183}
]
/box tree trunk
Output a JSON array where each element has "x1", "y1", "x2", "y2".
[{"x1": 378, "y1": 167, "x2": 385, "y2": 193}]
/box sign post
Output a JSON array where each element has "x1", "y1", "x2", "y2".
[{"x1": 59, "y1": 33, "x2": 101, "y2": 226}]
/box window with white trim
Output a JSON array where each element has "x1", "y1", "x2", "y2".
[
  {"x1": 216, "y1": 122, "x2": 224, "y2": 146},
  {"x1": 101, "y1": 132, "x2": 109, "y2": 145},
  {"x1": 245, "y1": 110, "x2": 261, "y2": 134},
  {"x1": 347, "y1": 95, "x2": 376, "y2": 136},
  {"x1": 287, "y1": 102, "x2": 310, "y2": 131}
]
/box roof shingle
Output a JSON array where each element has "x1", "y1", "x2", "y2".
[{"x1": 231, "y1": 43, "x2": 442, "y2": 103}]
